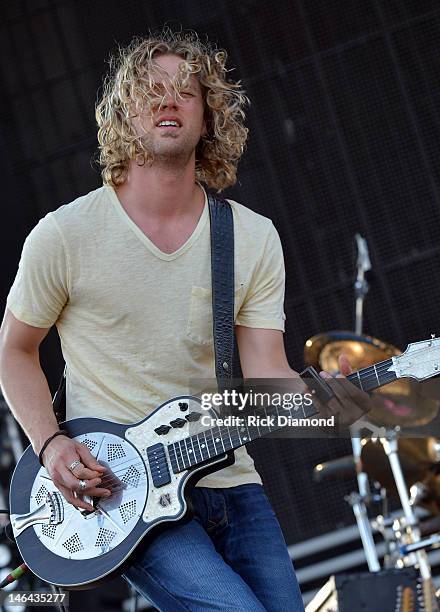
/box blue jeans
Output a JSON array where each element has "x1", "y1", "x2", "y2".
[{"x1": 122, "y1": 483, "x2": 304, "y2": 611}]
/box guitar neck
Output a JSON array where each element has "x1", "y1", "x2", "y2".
[
  {"x1": 346, "y1": 357, "x2": 397, "y2": 392},
  {"x1": 167, "y1": 357, "x2": 398, "y2": 473}
]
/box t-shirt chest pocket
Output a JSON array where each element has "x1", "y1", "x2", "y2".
[{"x1": 186, "y1": 285, "x2": 244, "y2": 346}]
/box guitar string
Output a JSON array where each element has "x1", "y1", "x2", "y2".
[
  {"x1": 73, "y1": 420, "x2": 270, "y2": 488},
  {"x1": 74, "y1": 378, "x2": 402, "y2": 489},
  {"x1": 79, "y1": 395, "x2": 381, "y2": 489},
  {"x1": 64, "y1": 360, "x2": 401, "y2": 488}
]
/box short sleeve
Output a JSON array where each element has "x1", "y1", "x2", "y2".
[
  {"x1": 6, "y1": 213, "x2": 69, "y2": 328},
  {"x1": 235, "y1": 222, "x2": 286, "y2": 331}
]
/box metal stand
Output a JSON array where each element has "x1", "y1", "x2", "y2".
[
  {"x1": 346, "y1": 235, "x2": 381, "y2": 571},
  {"x1": 380, "y1": 432, "x2": 432, "y2": 581},
  {"x1": 346, "y1": 491, "x2": 381, "y2": 572},
  {"x1": 354, "y1": 233, "x2": 371, "y2": 336}
]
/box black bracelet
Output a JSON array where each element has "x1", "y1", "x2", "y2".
[{"x1": 38, "y1": 430, "x2": 69, "y2": 466}]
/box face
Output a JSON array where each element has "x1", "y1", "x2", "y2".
[{"x1": 133, "y1": 53, "x2": 207, "y2": 163}]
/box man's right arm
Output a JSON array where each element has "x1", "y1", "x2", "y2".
[
  {"x1": 0, "y1": 309, "x2": 60, "y2": 453},
  {"x1": 0, "y1": 309, "x2": 109, "y2": 511}
]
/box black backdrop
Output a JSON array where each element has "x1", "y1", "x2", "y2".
[{"x1": 1, "y1": 0, "x2": 440, "y2": 548}]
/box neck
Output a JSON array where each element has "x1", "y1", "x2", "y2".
[
  {"x1": 167, "y1": 357, "x2": 399, "y2": 474},
  {"x1": 114, "y1": 153, "x2": 201, "y2": 219}
]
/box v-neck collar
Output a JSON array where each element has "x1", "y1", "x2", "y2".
[{"x1": 105, "y1": 183, "x2": 208, "y2": 261}]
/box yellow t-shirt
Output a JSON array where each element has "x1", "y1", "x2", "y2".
[{"x1": 6, "y1": 184, "x2": 286, "y2": 487}]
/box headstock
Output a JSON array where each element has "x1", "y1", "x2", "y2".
[{"x1": 388, "y1": 335, "x2": 440, "y2": 381}]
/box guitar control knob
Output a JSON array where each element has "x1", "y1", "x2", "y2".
[
  {"x1": 154, "y1": 425, "x2": 171, "y2": 435},
  {"x1": 170, "y1": 418, "x2": 187, "y2": 428},
  {"x1": 178, "y1": 402, "x2": 189, "y2": 411},
  {"x1": 185, "y1": 412, "x2": 201, "y2": 422}
]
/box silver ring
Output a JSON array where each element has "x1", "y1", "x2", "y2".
[
  {"x1": 68, "y1": 459, "x2": 82, "y2": 472},
  {"x1": 78, "y1": 479, "x2": 87, "y2": 491}
]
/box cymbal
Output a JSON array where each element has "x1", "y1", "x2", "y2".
[
  {"x1": 361, "y1": 438, "x2": 440, "y2": 514},
  {"x1": 361, "y1": 437, "x2": 439, "y2": 493},
  {"x1": 304, "y1": 331, "x2": 398, "y2": 373},
  {"x1": 304, "y1": 330, "x2": 439, "y2": 427}
]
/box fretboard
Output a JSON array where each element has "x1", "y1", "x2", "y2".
[
  {"x1": 167, "y1": 357, "x2": 397, "y2": 474},
  {"x1": 346, "y1": 358, "x2": 397, "y2": 392}
]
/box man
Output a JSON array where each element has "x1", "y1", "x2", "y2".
[{"x1": 0, "y1": 30, "x2": 368, "y2": 611}]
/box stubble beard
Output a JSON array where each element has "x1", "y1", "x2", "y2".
[{"x1": 141, "y1": 130, "x2": 199, "y2": 168}]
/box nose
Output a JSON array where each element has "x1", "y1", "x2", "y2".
[{"x1": 159, "y1": 88, "x2": 179, "y2": 110}]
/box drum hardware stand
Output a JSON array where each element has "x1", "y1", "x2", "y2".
[
  {"x1": 377, "y1": 431, "x2": 439, "y2": 611},
  {"x1": 346, "y1": 235, "x2": 382, "y2": 571},
  {"x1": 345, "y1": 491, "x2": 381, "y2": 571},
  {"x1": 371, "y1": 511, "x2": 402, "y2": 569},
  {"x1": 379, "y1": 431, "x2": 433, "y2": 581}
]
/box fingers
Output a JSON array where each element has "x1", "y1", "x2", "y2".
[
  {"x1": 55, "y1": 466, "x2": 111, "y2": 500},
  {"x1": 75, "y1": 442, "x2": 106, "y2": 473},
  {"x1": 338, "y1": 353, "x2": 352, "y2": 376},
  {"x1": 66, "y1": 470, "x2": 112, "y2": 497},
  {"x1": 42, "y1": 437, "x2": 112, "y2": 512},
  {"x1": 84, "y1": 486, "x2": 112, "y2": 498},
  {"x1": 320, "y1": 369, "x2": 371, "y2": 426},
  {"x1": 57, "y1": 484, "x2": 95, "y2": 512},
  {"x1": 56, "y1": 473, "x2": 111, "y2": 510},
  {"x1": 70, "y1": 462, "x2": 105, "y2": 480}
]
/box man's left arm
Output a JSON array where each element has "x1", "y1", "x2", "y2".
[
  {"x1": 235, "y1": 326, "x2": 371, "y2": 425},
  {"x1": 235, "y1": 327, "x2": 296, "y2": 379}
]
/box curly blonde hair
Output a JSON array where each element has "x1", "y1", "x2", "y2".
[{"x1": 95, "y1": 29, "x2": 249, "y2": 191}]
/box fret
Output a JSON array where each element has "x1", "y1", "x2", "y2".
[
  {"x1": 184, "y1": 437, "x2": 194, "y2": 467},
  {"x1": 178, "y1": 439, "x2": 188, "y2": 469},
  {"x1": 214, "y1": 425, "x2": 226, "y2": 454},
  {"x1": 262, "y1": 406, "x2": 273, "y2": 434},
  {"x1": 198, "y1": 431, "x2": 209, "y2": 460},
  {"x1": 373, "y1": 364, "x2": 380, "y2": 386},
  {"x1": 171, "y1": 443, "x2": 181, "y2": 473},
  {"x1": 238, "y1": 424, "x2": 249, "y2": 443},
  {"x1": 189, "y1": 435, "x2": 198, "y2": 465},
  {"x1": 225, "y1": 426, "x2": 237, "y2": 450},
  {"x1": 243, "y1": 419, "x2": 253, "y2": 443},
  {"x1": 208, "y1": 428, "x2": 217, "y2": 455},
  {"x1": 203, "y1": 430, "x2": 212, "y2": 458},
  {"x1": 210, "y1": 427, "x2": 221, "y2": 455},
  {"x1": 177, "y1": 440, "x2": 185, "y2": 469},
  {"x1": 356, "y1": 370, "x2": 363, "y2": 390},
  {"x1": 244, "y1": 418, "x2": 258, "y2": 442},
  {"x1": 226, "y1": 426, "x2": 234, "y2": 451},
  {"x1": 168, "y1": 444, "x2": 177, "y2": 472},
  {"x1": 229, "y1": 425, "x2": 241, "y2": 447},
  {"x1": 192, "y1": 434, "x2": 203, "y2": 463}
]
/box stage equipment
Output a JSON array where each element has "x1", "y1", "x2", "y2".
[
  {"x1": 306, "y1": 234, "x2": 440, "y2": 609},
  {"x1": 306, "y1": 568, "x2": 425, "y2": 612}
]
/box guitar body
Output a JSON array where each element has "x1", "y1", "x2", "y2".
[{"x1": 9, "y1": 396, "x2": 233, "y2": 589}]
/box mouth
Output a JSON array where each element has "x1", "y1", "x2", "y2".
[
  {"x1": 155, "y1": 119, "x2": 182, "y2": 130},
  {"x1": 156, "y1": 125, "x2": 180, "y2": 130}
]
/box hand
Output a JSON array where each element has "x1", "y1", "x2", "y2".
[
  {"x1": 318, "y1": 354, "x2": 372, "y2": 427},
  {"x1": 41, "y1": 435, "x2": 111, "y2": 512}
]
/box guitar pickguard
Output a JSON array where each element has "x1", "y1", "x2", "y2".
[
  {"x1": 126, "y1": 397, "x2": 227, "y2": 525},
  {"x1": 30, "y1": 432, "x2": 147, "y2": 560}
]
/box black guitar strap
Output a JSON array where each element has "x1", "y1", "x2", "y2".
[{"x1": 208, "y1": 193, "x2": 241, "y2": 390}]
